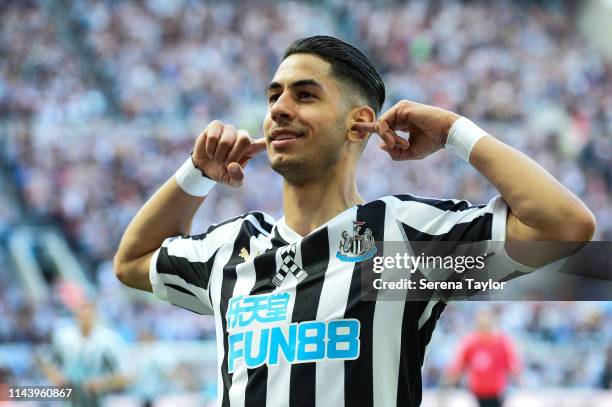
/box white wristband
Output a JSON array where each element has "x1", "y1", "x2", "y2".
[
  {"x1": 445, "y1": 117, "x2": 488, "y2": 162},
  {"x1": 175, "y1": 157, "x2": 216, "y2": 197}
]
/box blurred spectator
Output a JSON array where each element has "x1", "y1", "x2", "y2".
[
  {"x1": 37, "y1": 300, "x2": 132, "y2": 407},
  {"x1": 0, "y1": 0, "x2": 609, "y2": 263},
  {"x1": 600, "y1": 345, "x2": 612, "y2": 389}
]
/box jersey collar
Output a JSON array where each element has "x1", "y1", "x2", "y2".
[
  {"x1": 274, "y1": 216, "x2": 302, "y2": 244},
  {"x1": 274, "y1": 204, "x2": 362, "y2": 244}
]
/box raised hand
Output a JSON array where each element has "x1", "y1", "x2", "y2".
[
  {"x1": 352, "y1": 100, "x2": 460, "y2": 160},
  {"x1": 192, "y1": 120, "x2": 267, "y2": 186}
]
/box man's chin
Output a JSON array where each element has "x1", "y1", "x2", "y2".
[
  {"x1": 270, "y1": 157, "x2": 311, "y2": 185},
  {"x1": 270, "y1": 156, "x2": 299, "y2": 174}
]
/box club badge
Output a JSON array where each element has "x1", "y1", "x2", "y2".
[{"x1": 336, "y1": 221, "x2": 377, "y2": 262}]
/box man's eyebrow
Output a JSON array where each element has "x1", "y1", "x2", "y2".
[{"x1": 267, "y1": 79, "x2": 323, "y2": 92}]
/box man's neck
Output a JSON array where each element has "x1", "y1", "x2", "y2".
[{"x1": 282, "y1": 171, "x2": 364, "y2": 237}]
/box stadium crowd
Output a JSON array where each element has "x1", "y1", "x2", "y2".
[
  {"x1": 1, "y1": 0, "x2": 611, "y2": 398},
  {"x1": 2, "y1": 0, "x2": 610, "y2": 261}
]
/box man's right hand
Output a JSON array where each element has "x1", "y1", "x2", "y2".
[{"x1": 193, "y1": 120, "x2": 267, "y2": 186}]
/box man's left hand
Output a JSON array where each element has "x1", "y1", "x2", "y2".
[{"x1": 352, "y1": 100, "x2": 460, "y2": 160}]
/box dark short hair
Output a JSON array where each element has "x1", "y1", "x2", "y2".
[{"x1": 283, "y1": 36, "x2": 385, "y2": 114}]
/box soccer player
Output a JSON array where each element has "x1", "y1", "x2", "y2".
[
  {"x1": 38, "y1": 301, "x2": 132, "y2": 407},
  {"x1": 114, "y1": 36, "x2": 595, "y2": 406}
]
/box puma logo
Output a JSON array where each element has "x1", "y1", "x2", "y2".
[
  {"x1": 239, "y1": 248, "x2": 250, "y2": 260},
  {"x1": 239, "y1": 247, "x2": 262, "y2": 261}
]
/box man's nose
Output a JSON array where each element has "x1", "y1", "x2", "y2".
[{"x1": 270, "y1": 93, "x2": 295, "y2": 123}]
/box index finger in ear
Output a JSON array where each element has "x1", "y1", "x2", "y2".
[
  {"x1": 242, "y1": 138, "x2": 267, "y2": 162},
  {"x1": 248, "y1": 138, "x2": 267, "y2": 154},
  {"x1": 351, "y1": 122, "x2": 378, "y2": 133}
]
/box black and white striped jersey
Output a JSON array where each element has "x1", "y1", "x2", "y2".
[
  {"x1": 50, "y1": 323, "x2": 131, "y2": 406},
  {"x1": 149, "y1": 194, "x2": 533, "y2": 407}
]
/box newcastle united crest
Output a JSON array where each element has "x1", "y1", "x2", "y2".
[{"x1": 336, "y1": 221, "x2": 377, "y2": 262}]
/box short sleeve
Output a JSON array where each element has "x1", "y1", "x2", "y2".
[
  {"x1": 393, "y1": 195, "x2": 535, "y2": 296},
  {"x1": 486, "y1": 196, "x2": 535, "y2": 273},
  {"x1": 149, "y1": 221, "x2": 239, "y2": 315}
]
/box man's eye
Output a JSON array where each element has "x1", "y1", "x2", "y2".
[
  {"x1": 268, "y1": 94, "x2": 279, "y2": 104},
  {"x1": 298, "y1": 91, "x2": 314, "y2": 99}
]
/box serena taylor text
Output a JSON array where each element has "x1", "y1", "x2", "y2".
[{"x1": 373, "y1": 278, "x2": 507, "y2": 291}]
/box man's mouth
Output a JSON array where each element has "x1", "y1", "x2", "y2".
[
  {"x1": 275, "y1": 134, "x2": 299, "y2": 141},
  {"x1": 271, "y1": 129, "x2": 303, "y2": 140},
  {"x1": 270, "y1": 129, "x2": 303, "y2": 148}
]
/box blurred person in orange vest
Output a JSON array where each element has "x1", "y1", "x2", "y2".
[{"x1": 447, "y1": 309, "x2": 520, "y2": 407}]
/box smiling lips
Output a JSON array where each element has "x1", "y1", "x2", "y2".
[{"x1": 270, "y1": 129, "x2": 303, "y2": 148}]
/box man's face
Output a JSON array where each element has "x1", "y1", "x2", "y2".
[
  {"x1": 75, "y1": 302, "x2": 95, "y2": 336},
  {"x1": 263, "y1": 54, "x2": 350, "y2": 184}
]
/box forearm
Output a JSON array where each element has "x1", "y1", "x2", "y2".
[
  {"x1": 113, "y1": 176, "x2": 205, "y2": 287},
  {"x1": 117, "y1": 177, "x2": 204, "y2": 258},
  {"x1": 469, "y1": 135, "x2": 595, "y2": 240}
]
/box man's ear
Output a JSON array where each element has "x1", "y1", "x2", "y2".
[{"x1": 347, "y1": 105, "x2": 376, "y2": 143}]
